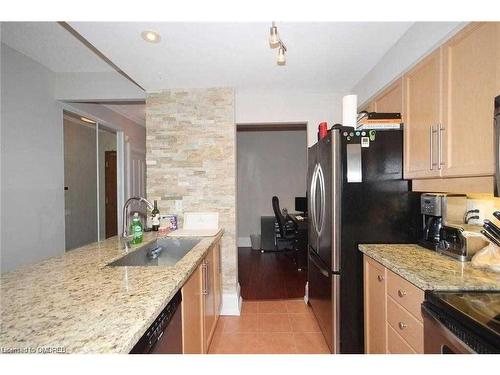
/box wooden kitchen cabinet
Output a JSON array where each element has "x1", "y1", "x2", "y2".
[
  {"x1": 202, "y1": 245, "x2": 216, "y2": 353},
  {"x1": 403, "y1": 49, "x2": 443, "y2": 179},
  {"x1": 372, "y1": 78, "x2": 403, "y2": 114},
  {"x1": 440, "y1": 22, "x2": 498, "y2": 178},
  {"x1": 181, "y1": 264, "x2": 204, "y2": 354},
  {"x1": 402, "y1": 22, "x2": 499, "y2": 185},
  {"x1": 213, "y1": 241, "x2": 222, "y2": 316},
  {"x1": 363, "y1": 256, "x2": 387, "y2": 354},
  {"x1": 181, "y1": 239, "x2": 222, "y2": 354},
  {"x1": 363, "y1": 255, "x2": 424, "y2": 354}
]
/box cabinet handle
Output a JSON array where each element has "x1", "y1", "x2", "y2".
[
  {"x1": 201, "y1": 262, "x2": 208, "y2": 295},
  {"x1": 206, "y1": 260, "x2": 210, "y2": 295},
  {"x1": 398, "y1": 289, "x2": 407, "y2": 297},
  {"x1": 398, "y1": 322, "x2": 407, "y2": 330},
  {"x1": 429, "y1": 125, "x2": 433, "y2": 170},
  {"x1": 377, "y1": 275, "x2": 384, "y2": 282},
  {"x1": 438, "y1": 123, "x2": 445, "y2": 170},
  {"x1": 430, "y1": 125, "x2": 438, "y2": 170}
]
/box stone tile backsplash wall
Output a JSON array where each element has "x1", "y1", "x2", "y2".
[{"x1": 146, "y1": 88, "x2": 237, "y2": 295}]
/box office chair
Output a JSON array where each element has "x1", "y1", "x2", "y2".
[{"x1": 268, "y1": 196, "x2": 301, "y2": 270}]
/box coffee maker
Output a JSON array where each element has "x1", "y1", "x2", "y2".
[{"x1": 419, "y1": 193, "x2": 467, "y2": 250}]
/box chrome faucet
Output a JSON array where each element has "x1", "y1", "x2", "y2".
[{"x1": 122, "y1": 197, "x2": 154, "y2": 244}]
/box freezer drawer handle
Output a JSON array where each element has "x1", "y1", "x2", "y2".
[{"x1": 309, "y1": 252, "x2": 330, "y2": 277}]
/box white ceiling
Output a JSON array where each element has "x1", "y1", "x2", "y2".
[
  {"x1": 69, "y1": 22, "x2": 414, "y2": 92},
  {"x1": 1, "y1": 22, "x2": 113, "y2": 73}
]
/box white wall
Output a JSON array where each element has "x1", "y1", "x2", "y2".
[
  {"x1": 352, "y1": 22, "x2": 467, "y2": 106},
  {"x1": 235, "y1": 88, "x2": 344, "y2": 147},
  {"x1": 1, "y1": 43, "x2": 147, "y2": 273},
  {"x1": 237, "y1": 130, "x2": 307, "y2": 243},
  {"x1": 55, "y1": 72, "x2": 145, "y2": 102},
  {"x1": 1, "y1": 43, "x2": 65, "y2": 272}
]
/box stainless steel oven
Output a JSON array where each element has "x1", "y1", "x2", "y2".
[
  {"x1": 422, "y1": 304, "x2": 476, "y2": 353},
  {"x1": 495, "y1": 95, "x2": 500, "y2": 197},
  {"x1": 422, "y1": 291, "x2": 500, "y2": 354}
]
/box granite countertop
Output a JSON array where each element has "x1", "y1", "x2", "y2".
[
  {"x1": 359, "y1": 244, "x2": 500, "y2": 291},
  {"x1": 0, "y1": 230, "x2": 223, "y2": 354}
]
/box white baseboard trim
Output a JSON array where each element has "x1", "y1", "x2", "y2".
[
  {"x1": 237, "y1": 237, "x2": 251, "y2": 247},
  {"x1": 220, "y1": 283, "x2": 242, "y2": 316}
]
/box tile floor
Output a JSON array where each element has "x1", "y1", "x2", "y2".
[{"x1": 208, "y1": 299, "x2": 330, "y2": 354}]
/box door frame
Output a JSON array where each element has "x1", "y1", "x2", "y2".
[{"x1": 61, "y1": 103, "x2": 125, "y2": 242}]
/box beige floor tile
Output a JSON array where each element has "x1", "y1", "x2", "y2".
[
  {"x1": 222, "y1": 315, "x2": 259, "y2": 333},
  {"x1": 208, "y1": 333, "x2": 263, "y2": 354},
  {"x1": 258, "y1": 333, "x2": 297, "y2": 354},
  {"x1": 241, "y1": 300, "x2": 259, "y2": 314},
  {"x1": 258, "y1": 300, "x2": 288, "y2": 314},
  {"x1": 289, "y1": 313, "x2": 321, "y2": 332},
  {"x1": 294, "y1": 333, "x2": 331, "y2": 354},
  {"x1": 258, "y1": 313, "x2": 292, "y2": 332},
  {"x1": 285, "y1": 299, "x2": 309, "y2": 313}
]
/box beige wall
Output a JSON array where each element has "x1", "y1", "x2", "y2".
[{"x1": 146, "y1": 88, "x2": 238, "y2": 309}]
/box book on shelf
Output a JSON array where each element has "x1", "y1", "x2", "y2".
[{"x1": 356, "y1": 123, "x2": 401, "y2": 130}]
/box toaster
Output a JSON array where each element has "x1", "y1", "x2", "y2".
[{"x1": 437, "y1": 224, "x2": 490, "y2": 261}]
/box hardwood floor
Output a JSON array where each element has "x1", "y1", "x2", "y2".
[{"x1": 238, "y1": 247, "x2": 307, "y2": 300}]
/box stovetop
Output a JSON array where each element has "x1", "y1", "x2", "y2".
[{"x1": 425, "y1": 290, "x2": 500, "y2": 349}]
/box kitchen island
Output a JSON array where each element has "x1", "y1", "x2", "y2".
[{"x1": 0, "y1": 230, "x2": 223, "y2": 354}]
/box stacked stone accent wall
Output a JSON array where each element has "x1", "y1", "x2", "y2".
[{"x1": 146, "y1": 88, "x2": 237, "y2": 295}]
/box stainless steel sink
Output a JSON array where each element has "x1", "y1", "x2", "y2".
[{"x1": 107, "y1": 237, "x2": 201, "y2": 267}]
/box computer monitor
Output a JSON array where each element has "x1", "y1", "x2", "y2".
[{"x1": 295, "y1": 196, "x2": 307, "y2": 214}]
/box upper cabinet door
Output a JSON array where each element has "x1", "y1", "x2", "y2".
[
  {"x1": 403, "y1": 49, "x2": 443, "y2": 179},
  {"x1": 373, "y1": 78, "x2": 403, "y2": 114},
  {"x1": 441, "y1": 22, "x2": 498, "y2": 177}
]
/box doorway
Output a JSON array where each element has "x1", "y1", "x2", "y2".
[
  {"x1": 63, "y1": 111, "x2": 118, "y2": 250},
  {"x1": 236, "y1": 123, "x2": 308, "y2": 300}
]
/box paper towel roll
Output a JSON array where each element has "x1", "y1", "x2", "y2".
[{"x1": 342, "y1": 94, "x2": 358, "y2": 127}]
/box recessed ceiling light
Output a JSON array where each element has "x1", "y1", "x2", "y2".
[
  {"x1": 141, "y1": 30, "x2": 161, "y2": 43},
  {"x1": 80, "y1": 117, "x2": 96, "y2": 124}
]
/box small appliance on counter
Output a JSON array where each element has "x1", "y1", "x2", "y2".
[
  {"x1": 419, "y1": 193, "x2": 467, "y2": 251},
  {"x1": 422, "y1": 290, "x2": 500, "y2": 353},
  {"x1": 438, "y1": 224, "x2": 489, "y2": 261}
]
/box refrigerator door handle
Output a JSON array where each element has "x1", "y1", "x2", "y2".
[
  {"x1": 309, "y1": 250, "x2": 330, "y2": 277},
  {"x1": 316, "y1": 163, "x2": 326, "y2": 236},
  {"x1": 331, "y1": 130, "x2": 341, "y2": 272},
  {"x1": 310, "y1": 164, "x2": 319, "y2": 235}
]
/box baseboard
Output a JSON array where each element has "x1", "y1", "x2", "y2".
[
  {"x1": 237, "y1": 237, "x2": 251, "y2": 247},
  {"x1": 220, "y1": 283, "x2": 242, "y2": 316}
]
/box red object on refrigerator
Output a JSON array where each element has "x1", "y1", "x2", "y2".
[{"x1": 318, "y1": 122, "x2": 328, "y2": 140}]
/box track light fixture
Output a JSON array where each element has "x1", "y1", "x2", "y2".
[{"x1": 269, "y1": 22, "x2": 287, "y2": 66}]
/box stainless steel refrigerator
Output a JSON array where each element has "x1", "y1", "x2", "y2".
[{"x1": 307, "y1": 127, "x2": 420, "y2": 353}]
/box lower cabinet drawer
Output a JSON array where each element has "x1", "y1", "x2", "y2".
[
  {"x1": 387, "y1": 296, "x2": 424, "y2": 353},
  {"x1": 387, "y1": 324, "x2": 416, "y2": 354},
  {"x1": 387, "y1": 269, "x2": 424, "y2": 322}
]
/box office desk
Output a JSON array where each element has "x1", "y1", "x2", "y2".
[{"x1": 289, "y1": 214, "x2": 308, "y2": 270}]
